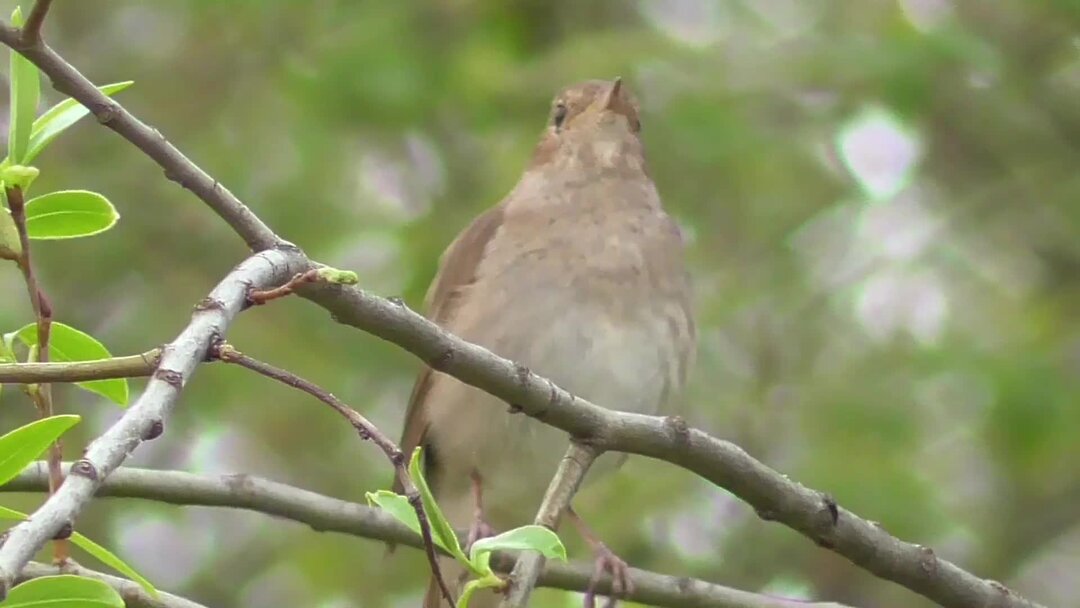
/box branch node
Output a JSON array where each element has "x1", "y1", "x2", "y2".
[
  {"x1": 93, "y1": 102, "x2": 118, "y2": 125},
  {"x1": 754, "y1": 507, "x2": 776, "y2": 522},
  {"x1": 153, "y1": 368, "x2": 184, "y2": 388},
  {"x1": 514, "y1": 362, "x2": 531, "y2": 386},
  {"x1": 820, "y1": 493, "x2": 839, "y2": 526},
  {"x1": 663, "y1": 415, "x2": 690, "y2": 444},
  {"x1": 142, "y1": 419, "x2": 164, "y2": 441},
  {"x1": 430, "y1": 348, "x2": 454, "y2": 371},
  {"x1": 68, "y1": 459, "x2": 97, "y2": 481},
  {"x1": 51, "y1": 522, "x2": 72, "y2": 541},
  {"x1": 194, "y1": 297, "x2": 225, "y2": 312},
  {"x1": 387, "y1": 296, "x2": 405, "y2": 307},
  {"x1": 917, "y1": 545, "x2": 938, "y2": 576}
]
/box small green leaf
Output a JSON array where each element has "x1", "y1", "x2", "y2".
[
  {"x1": 1, "y1": 165, "x2": 38, "y2": 191},
  {"x1": 0, "y1": 415, "x2": 80, "y2": 486},
  {"x1": 457, "y1": 573, "x2": 506, "y2": 608},
  {"x1": 0, "y1": 506, "x2": 155, "y2": 597},
  {"x1": 24, "y1": 190, "x2": 119, "y2": 240},
  {"x1": 365, "y1": 490, "x2": 423, "y2": 538},
  {"x1": 7, "y1": 7, "x2": 40, "y2": 165},
  {"x1": 25, "y1": 82, "x2": 133, "y2": 164},
  {"x1": 70, "y1": 531, "x2": 157, "y2": 598},
  {"x1": 316, "y1": 267, "x2": 359, "y2": 285},
  {"x1": 408, "y1": 447, "x2": 473, "y2": 569},
  {"x1": 16, "y1": 322, "x2": 128, "y2": 405},
  {"x1": 469, "y1": 525, "x2": 567, "y2": 565},
  {"x1": 0, "y1": 575, "x2": 123, "y2": 607},
  {"x1": 0, "y1": 208, "x2": 21, "y2": 261}
]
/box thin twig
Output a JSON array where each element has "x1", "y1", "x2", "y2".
[
  {"x1": 5, "y1": 463, "x2": 854, "y2": 608},
  {"x1": 500, "y1": 442, "x2": 598, "y2": 608},
  {"x1": 246, "y1": 269, "x2": 320, "y2": 305},
  {"x1": 19, "y1": 0, "x2": 52, "y2": 46},
  {"x1": 6, "y1": 184, "x2": 66, "y2": 561},
  {"x1": 0, "y1": 349, "x2": 162, "y2": 384},
  {"x1": 209, "y1": 342, "x2": 456, "y2": 608}
]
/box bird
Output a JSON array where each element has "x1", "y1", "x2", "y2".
[{"x1": 397, "y1": 78, "x2": 696, "y2": 608}]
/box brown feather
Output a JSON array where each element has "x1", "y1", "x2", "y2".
[{"x1": 393, "y1": 203, "x2": 506, "y2": 495}]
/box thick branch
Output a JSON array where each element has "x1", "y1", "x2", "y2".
[
  {"x1": 501, "y1": 442, "x2": 598, "y2": 608},
  {"x1": 18, "y1": 560, "x2": 206, "y2": 608},
  {"x1": 0, "y1": 20, "x2": 1043, "y2": 608},
  {"x1": 302, "y1": 285, "x2": 1042, "y2": 608},
  {"x1": 4, "y1": 464, "x2": 850, "y2": 608},
  {"x1": 0, "y1": 349, "x2": 161, "y2": 384},
  {"x1": 0, "y1": 249, "x2": 306, "y2": 593}
]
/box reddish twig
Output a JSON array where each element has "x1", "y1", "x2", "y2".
[
  {"x1": 246, "y1": 269, "x2": 320, "y2": 305},
  {"x1": 6, "y1": 185, "x2": 67, "y2": 562},
  {"x1": 209, "y1": 342, "x2": 456, "y2": 608},
  {"x1": 20, "y1": 0, "x2": 52, "y2": 46}
]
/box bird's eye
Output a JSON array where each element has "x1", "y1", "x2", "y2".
[{"x1": 552, "y1": 103, "x2": 568, "y2": 130}]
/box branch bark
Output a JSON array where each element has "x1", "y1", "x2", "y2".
[
  {"x1": 0, "y1": 248, "x2": 306, "y2": 593},
  {"x1": 0, "y1": 17, "x2": 1045, "y2": 608},
  {"x1": 19, "y1": 0, "x2": 52, "y2": 46},
  {"x1": 4, "y1": 464, "x2": 851, "y2": 608},
  {"x1": 0, "y1": 349, "x2": 161, "y2": 383}
]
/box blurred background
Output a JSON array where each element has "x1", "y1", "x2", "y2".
[{"x1": 0, "y1": 0, "x2": 1078, "y2": 606}]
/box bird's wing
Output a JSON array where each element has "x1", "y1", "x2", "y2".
[{"x1": 393, "y1": 203, "x2": 506, "y2": 494}]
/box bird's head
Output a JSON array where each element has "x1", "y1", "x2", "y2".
[{"x1": 529, "y1": 78, "x2": 646, "y2": 173}]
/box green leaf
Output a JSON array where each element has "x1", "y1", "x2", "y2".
[
  {"x1": 469, "y1": 525, "x2": 567, "y2": 565},
  {"x1": 0, "y1": 507, "x2": 156, "y2": 597},
  {"x1": 408, "y1": 447, "x2": 473, "y2": 568},
  {"x1": 0, "y1": 165, "x2": 38, "y2": 191},
  {"x1": 365, "y1": 490, "x2": 423, "y2": 536},
  {"x1": 25, "y1": 82, "x2": 133, "y2": 164},
  {"x1": 24, "y1": 191, "x2": 119, "y2": 240},
  {"x1": 69, "y1": 531, "x2": 157, "y2": 598},
  {"x1": 0, "y1": 415, "x2": 80, "y2": 486},
  {"x1": 7, "y1": 7, "x2": 40, "y2": 165},
  {"x1": 316, "y1": 267, "x2": 359, "y2": 285},
  {"x1": 16, "y1": 322, "x2": 128, "y2": 405},
  {"x1": 0, "y1": 575, "x2": 123, "y2": 607},
  {"x1": 0, "y1": 207, "x2": 21, "y2": 261},
  {"x1": 457, "y1": 573, "x2": 506, "y2": 608}
]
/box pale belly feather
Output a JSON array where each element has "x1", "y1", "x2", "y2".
[{"x1": 424, "y1": 293, "x2": 680, "y2": 528}]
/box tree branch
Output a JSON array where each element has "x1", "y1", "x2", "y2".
[
  {"x1": 0, "y1": 248, "x2": 307, "y2": 593},
  {"x1": 0, "y1": 18, "x2": 1044, "y2": 608},
  {"x1": 18, "y1": 560, "x2": 206, "y2": 608},
  {"x1": 4, "y1": 464, "x2": 852, "y2": 608},
  {"x1": 0, "y1": 349, "x2": 161, "y2": 384},
  {"x1": 501, "y1": 442, "x2": 598, "y2": 608},
  {"x1": 18, "y1": 0, "x2": 52, "y2": 46},
  {"x1": 302, "y1": 285, "x2": 1045, "y2": 608},
  {"x1": 7, "y1": 181, "x2": 65, "y2": 560},
  {"x1": 209, "y1": 342, "x2": 456, "y2": 608}
]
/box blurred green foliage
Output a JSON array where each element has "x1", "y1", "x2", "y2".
[{"x1": 0, "y1": 1, "x2": 1078, "y2": 606}]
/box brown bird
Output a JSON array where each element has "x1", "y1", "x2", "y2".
[{"x1": 398, "y1": 78, "x2": 695, "y2": 608}]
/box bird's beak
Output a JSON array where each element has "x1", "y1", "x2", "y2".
[{"x1": 603, "y1": 77, "x2": 623, "y2": 110}]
